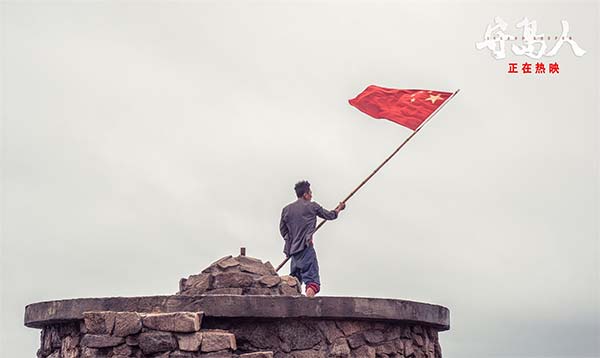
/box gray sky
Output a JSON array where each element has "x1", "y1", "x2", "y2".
[{"x1": 1, "y1": 1, "x2": 598, "y2": 357}]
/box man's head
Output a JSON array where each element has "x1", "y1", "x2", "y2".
[{"x1": 294, "y1": 180, "x2": 312, "y2": 201}]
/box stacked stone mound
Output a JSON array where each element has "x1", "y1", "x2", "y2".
[
  {"x1": 178, "y1": 255, "x2": 301, "y2": 296},
  {"x1": 38, "y1": 311, "x2": 273, "y2": 358}
]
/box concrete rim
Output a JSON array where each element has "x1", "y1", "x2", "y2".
[{"x1": 24, "y1": 295, "x2": 450, "y2": 331}]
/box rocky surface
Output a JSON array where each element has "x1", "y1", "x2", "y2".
[
  {"x1": 38, "y1": 311, "x2": 273, "y2": 358},
  {"x1": 28, "y1": 253, "x2": 449, "y2": 358},
  {"x1": 37, "y1": 312, "x2": 441, "y2": 358},
  {"x1": 178, "y1": 255, "x2": 301, "y2": 296}
]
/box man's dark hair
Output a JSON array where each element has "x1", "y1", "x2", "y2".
[{"x1": 294, "y1": 180, "x2": 311, "y2": 198}]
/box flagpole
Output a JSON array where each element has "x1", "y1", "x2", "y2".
[{"x1": 275, "y1": 89, "x2": 461, "y2": 272}]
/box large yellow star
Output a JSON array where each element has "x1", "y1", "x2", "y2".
[{"x1": 425, "y1": 93, "x2": 443, "y2": 104}]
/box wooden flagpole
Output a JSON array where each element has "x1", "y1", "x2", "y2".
[{"x1": 275, "y1": 89, "x2": 461, "y2": 272}]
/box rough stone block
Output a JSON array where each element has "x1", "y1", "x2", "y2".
[
  {"x1": 177, "y1": 331, "x2": 203, "y2": 351},
  {"x1": 434, "y1": 341, "x2": 442, "y2": 358},
  {"x1": 203, "y1": 256, "x2": 234, "y2": 273},
  {"x1": 125, "y1": 334, "x2": 139, "y2": 346},
  {"x1": 263, "y1": 261, "x2": 277, "y2": 275},
  {"x1": 208, "y1": 288, "x2": 244, "y2": 295},
  {"x1": 201, "y1": 331, "x2": 237, "y2": 352},
  {"x1": 212, "y1": 272, "x2": 256, "y2": 289},
  {"x1": 244, "y1": 287, "x2": 276, "y2": 295},
  {"x1": 403, "y1": 339, "x2": 415, "y2": 357},
  {"x1": 236, "y1": 255, "x2": 264, "y2": 266},
  {"x1": 336, "y1": 321, "x2": 365, "y2": 336},
  {"x1": 83, "y1": 311, "x2": 116, "y2": 334},
  {"x1": 290, "y1": 350, "x2": 327, "y2": 358},
  {"x1": 415, "y1": 334, "x2": 425, "y2": 347},
  {"x1": 239, "y1": 352, "x2": 274, "y2": 358},
  {"x1": 111, "y1": 343, "x2": 133, "y2": 356},
  {"x1": 258, "y1": 275, "x2": 281, "y2": 287},
  {"x1": 230, "y1": 323, "x2": 281, "y2": 351},
  {"x1": 148, "y1": 352, "x2": 170, "y2": 358},
  {"x1": 239, "y1": 262, "x2": 272, "y2": 276},
  {"x1": 351, "y1": 345, "x2": 375, "y2": 358},
  {"x1": 197, "y1": 351, "x2": 235, "y2": 357},
  {"x1": 423, "y1": 335, "x2": 434, "y2": 354},
  {"x1": 80, "y1": 347, "x2": 103, "y2": 358},
  {"x1": 179, "y1": 278, "x2": 188, "y2": 292},
  {"x1": 170, "y1": 351, "x2": 195, "y2": 358},
  {"x1": 385, "y1": 326, "x2": 402, "y2": 341},
  {"x1": 426, "y1": 327, "x2": 438, "y2": 341},
  {"x1": 278, "y1": 321, "x2": 322, "y2": 350},
  {"x1": 329, "y1": 337, "x2": 351, "y2": 357},
  {"x1": 113, "y1": 312, "x2": 142, "y2": 336},
  {"x1": 375, "y1": 341, "x2": 396, "y2": 355},
  {"x1": 363, "y1": 330, "x2": 384, "y2": 344},
  {"x1": 279, "y1": 284, "x2": 301, "y2": 296},
  {"x1": 280, "y1": 275, "x2": 299, "y2": 287},
  {"x1": 40, "y1": 327, "x2": 61, "y2": 356},
  {"x1": 316, "y1": 321, "x2": 344, "y2": 344},
  {"x1": 393, "y1": 338, "x2": 404, "y2": 353},
  {"x1": 181, "y1": 273, "x2": 213, "y2": 294},
  {"x1": 346, "y1": 332, "x2": 365, "y2": 349},
  {"x1": 400, "y1": 326, "x2": 412, "y2": 339},
  {"x1": 60, "y1": 335, "x2": 79, "y2": 358},
  {"x1": 217, "y1": 257, "x2": 240, "y2": 270},
  {"x1": 80, "y1": 334, "x2": 125, "y2": 348},
  {"x1": 142, "y1": 312, "x2": 202, "y2": 332},
  {"x1": 138, "y1": 331, "x2": 177, "y2": 354}
]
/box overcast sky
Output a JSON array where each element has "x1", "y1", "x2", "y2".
[{"x1": 1, "y1": 1, "x2": 598, "y2": 357}]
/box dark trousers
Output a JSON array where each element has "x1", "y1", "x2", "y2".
[{"x1": 290, "y1": 244, "x2": 321, "y2": 287}]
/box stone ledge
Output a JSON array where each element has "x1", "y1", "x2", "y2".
[{"x1": 24, "y1": 295, "x2": 449, "y2": 331}]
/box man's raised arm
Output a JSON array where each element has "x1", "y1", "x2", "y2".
[{"x1": 313, "y1": 201, "x2": 346, "y2": 220}]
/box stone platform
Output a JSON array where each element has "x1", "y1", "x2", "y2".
[
  {"x1": 25, "y1": 295, "x2": 449, "y2": 330},
  {"x1": 24, "y1": 255, "x2": 450, "y2": 358}
]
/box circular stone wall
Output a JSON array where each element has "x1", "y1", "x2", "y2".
[
  {"x1": 25, "y1": 295, "x2": 449, "y2": 358},
  {"x1": 25, "y1": 255, "x2": 450, "y2": 358}
]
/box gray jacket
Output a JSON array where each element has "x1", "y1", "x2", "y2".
[{"x1": 280, "y1": 198, "x2": 338, "y2": 256}]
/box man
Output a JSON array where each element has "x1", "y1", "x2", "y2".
[{"x1": 279, "y1": 180, "x2": 346, "y2": 297}]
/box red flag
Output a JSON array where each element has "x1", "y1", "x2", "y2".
[{"x1": 349, "y1": 85, "x2": 453, "y2": 130}]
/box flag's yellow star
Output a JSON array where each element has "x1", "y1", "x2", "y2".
[
  {"x1": 410, "y1": 98, "x2": 415, "y2": 102},
  {"x1": 425, "y1": 94, "x2": 443, "y2": 104}
]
